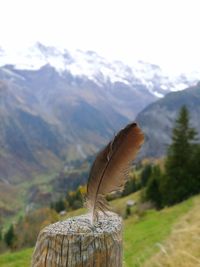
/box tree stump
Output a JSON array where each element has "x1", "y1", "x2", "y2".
[{"x1": 32, "y1": 212, "x2": 122, "y2": 267}]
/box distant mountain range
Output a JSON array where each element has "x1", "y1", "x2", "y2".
[
  {"x1": 1, "y1": 42, "x2": 199, "y2": 97},
  {"x1": 0, "y1": 43, "x2": 199, "y2": 183}
]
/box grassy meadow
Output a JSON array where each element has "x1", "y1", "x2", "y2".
[{"x1": 0, "y1": 191, "x2": 198, "y2": 267}]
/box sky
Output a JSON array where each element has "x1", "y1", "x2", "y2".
[{"x1": 0, "y1": 0, "x2": 200, "y2": 74}]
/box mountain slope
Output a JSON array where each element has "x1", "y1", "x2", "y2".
[
  {"x1": 0, "y1": 46, "x2": 159, "y2": 218},
  {"x1": 0, "y1": 70, "x2": 129, "y2": 181},
  {"x1": 136, "y1": 83, "x2": 200, "y2": 158},
  {"x1": 144, "y1": 195, "x2": 200, "y2": 267},
  {"x1": 0, "y1": 56, "x2": 160, "y2": 182}
]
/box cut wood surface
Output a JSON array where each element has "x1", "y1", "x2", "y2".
[{"x1": 32, "y1": 212, "x2": 122, "y2": 267}]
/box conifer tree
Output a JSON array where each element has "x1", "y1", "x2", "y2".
[
  {"x1": 4, "y1": 224, "x2": 15, "y2": 248},
  {"x1": 140, "y1": 164, "x2": 152, "y2": 187},
  {"x1": 162, "y1": 106, "x2": 198, "y2": 205},
  {"x1": 189, "y1": 144, "x2": 200, "y2": 193},
  {"x1": 0, "y1": 227, "x2": 2, "y2": 241},
  {"x1": 145, "y1": 165, "x2": 162, "y2": 209}
]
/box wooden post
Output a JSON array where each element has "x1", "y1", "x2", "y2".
[{"x1": 32, "y1": 212, "x2": 122, "y2": 267}]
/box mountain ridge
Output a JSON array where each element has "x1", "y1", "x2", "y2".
[
  {"x1": 0, "y1": 44, "x2": 199, "y2": 181},
  {"x1": 136, "y1": 83, "x2": 200, "y2": 158},
  {"x1": 1, "y1": 42, "x2": 199, "y2": 98}
]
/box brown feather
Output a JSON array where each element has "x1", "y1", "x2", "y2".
[{"x1": 86, "y1": 122, "x2": 144, "y2": 223}]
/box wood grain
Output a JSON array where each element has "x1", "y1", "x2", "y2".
[{"x1": 32, "y1": 212, "x2": 122, "y2": 267}]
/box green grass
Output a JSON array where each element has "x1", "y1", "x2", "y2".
[
  {"x1": 124, "y1": 198, "x2": 193, "y2": 266},
  {"x1": 0, "y1": 248, "x2": 33, "y2": 267},
  {"x1": 0, "y1": 193, "x2": 195, "y2": 267}
]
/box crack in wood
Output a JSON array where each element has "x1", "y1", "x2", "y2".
[{"x1": 32, "y1": 213, "x2": 122, "y2": 267}]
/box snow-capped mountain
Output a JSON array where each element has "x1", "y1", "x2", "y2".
[
  {"x1": 0, "y1": 42, "x2": 199, "y2": 182},
  {"x1": 0, "y1": 42, "x2": 199, "y2": 98}
]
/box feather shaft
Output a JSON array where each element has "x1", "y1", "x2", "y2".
[{"x1": 86, "y1": 122, "x2": 144, "y2": 223}]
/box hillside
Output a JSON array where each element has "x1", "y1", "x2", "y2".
[
  {"x1": 144, "y1": 196, "x2": 200, "y2": 267},
  {"x1": 0, "y1": 61, "x2": 156, "y2": 182},
  {"x1": 1, "y1": 80, "x2": 200, "y2": 223},
  {"x1": 0, "y1": 46, "x2": 155, "y2": 220},
  {"x1": 0, "y1": 191, "x2": 198, "y2": 267},
  {"x1": 137, "y1": 83, "x2": 200, "y2": 158},
  {"x1": 0, "y1": 67, "x2": 127, "y2": 181}
]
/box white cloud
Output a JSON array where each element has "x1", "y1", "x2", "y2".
[{"x1": 0, "y1": 0, "x2": 200, "y2": 73}]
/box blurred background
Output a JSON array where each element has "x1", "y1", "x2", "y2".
[{"x1": 0, "y1": 0, "x2": 200, "y2": 266}]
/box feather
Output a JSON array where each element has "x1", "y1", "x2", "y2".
[{"x1": 86, "y1": 122, "x2": 144, "y2": 223}]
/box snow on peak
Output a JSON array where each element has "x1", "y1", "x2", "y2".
[
  {"x1": 0, "y1": 43, "x2": 139, "y2": 85},
  {"x1": 0, "y1": 42, "x2": 199, "y2": 97}
]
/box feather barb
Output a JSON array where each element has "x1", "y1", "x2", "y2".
[{"x1": 86, "y1": 122, "x2": 144, "y2": 223}]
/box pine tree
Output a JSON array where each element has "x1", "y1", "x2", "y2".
[
  {"x1": 162, "y1": 106, "x2": 198, "y2": 205},
  {"x1": 125, "y1": 205, "x2": 131, "y2": 218},
  {"x1": 4, "y1": 224, "x2": 15, "y2": 248},
  {"x1": 189, "y1": 144, "x2": 200, "y2": 193},
  {"x1": 145, "y1": 165, "x2": 162, "y2": 209},
  {"x1": 0, "y1": 227, "x2": 2, "y2": 241},
  {"x1": 140, "y1": 164, "x2": 152, "y2": 187},
  {"x1": 55, "y1": 198, "x2": 66, "y2": 212},
  {"x1": 122, "y1": 176, "x2": 137, "y2": 196}
]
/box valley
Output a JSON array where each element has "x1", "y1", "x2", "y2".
[{"x1": 0, "y1": 44, "x2": 200, "y2": 264}]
